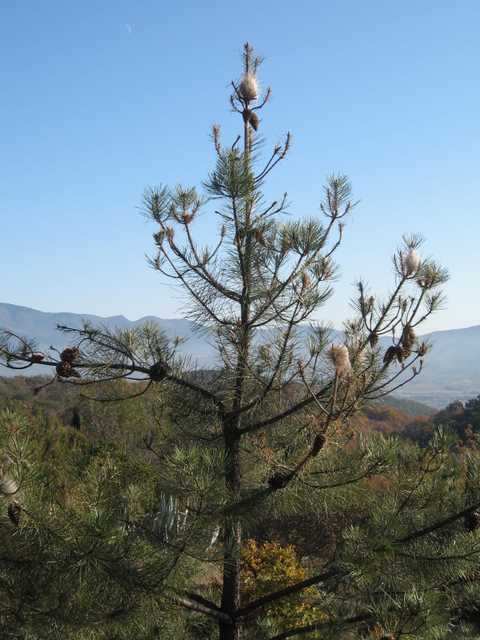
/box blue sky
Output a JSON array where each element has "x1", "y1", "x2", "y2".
[{"x1": 1, "y1": 1, "x2": 479, "y2": 332}]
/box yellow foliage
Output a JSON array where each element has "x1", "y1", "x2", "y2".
[{"x1": 241, "y1": 539, "x2": 327, "y2": 633}]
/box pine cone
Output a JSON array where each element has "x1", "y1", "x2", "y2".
[
  {"x1": 249, "y1": 111, "x2": 259, "y2": 131},
  {"x1": 383, "y1": 346, "x2": 397, "y2": 365},
  {"x1": 401, "y1": 325, "x2": 415, "y2": 352},
  {"x1": 56, "y1": 361, "x2": 78, "y2": 378},
  {"x1": 7, "y1": 502, "x2": 21, "y2": 526},
  {"x1": 149, "y1": 362, "x2": 168, "y2": 382},
  {"x1": 31, "y1": 352, "x2": 45, "y2": 363},
  {"x1": 465, "y1": 511, "x2": 480, "y2": 532},
  {"x1": 268, "y1": 472, "x2": 291, "y2": 490},
  {"x1": 311, "y1": 433, "x2": 326, "y2": 457},
  {"x1": 60, "y1": 347, "x2": 80, "y2": 364}
]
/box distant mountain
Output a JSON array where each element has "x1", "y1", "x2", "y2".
[
  {"x1": 394, "y1": 324, "x2": 480, "y2": 409},
  {"x1": 1, "y1": 302, "x2": 479, "y2": 409},
  {"x1": 0, "y1": 302, "x2": 216, "y2": 368}
]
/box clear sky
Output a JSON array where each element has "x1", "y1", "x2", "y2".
[{"x1": 1, "y1": 1, "x2": 479, "y2": 332}]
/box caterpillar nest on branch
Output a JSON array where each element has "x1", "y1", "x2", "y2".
[
  {"x1": 328, "y1": 344, "x2": 352, "y2": 378},
  {"x1": 0, "y1": 477, "x2": 18, "y2": 496},
  {"x1": 239, "y1": 73, "x2": 259, "y2": 101},
  {"x1": 403, "y1": 248, "x2": 421, "y2": 276}
]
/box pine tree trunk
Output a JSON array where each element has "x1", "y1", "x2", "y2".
[
  {"x1": 219, "y1": 427, "x2": 242, "y2": 640},
  {"x1": 219, "y1": 109, "x2": 252, "y2": 640}
]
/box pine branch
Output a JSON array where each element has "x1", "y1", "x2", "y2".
[
  {"x1": 167, "y1": 593, "x2": 233, "y2": 624},
  {"x1": 236, "y1": 567, "x2": 340, "y2": 619},
  {"x1": 239, "y1": 385, "x2": 332, "y2": 435},
  {"x1": 268, "y1": 614, "x2": 372, "y2": 639},
  {"x1": 394, "y1": 500, "x2": 480, "y2": 545}
]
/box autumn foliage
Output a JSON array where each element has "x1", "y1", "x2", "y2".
[{"x1": 241, "y1": 539, "x2": 326, "y2": 635}]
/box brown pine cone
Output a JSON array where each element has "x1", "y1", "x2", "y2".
[
  {"x1": 60, "y1": 347, "x2": 80, "y2": 364},
  {"x1": 268, "y1": 472, "x2": 292, "y2": 490},
  {"x1": 401, "y1": 324, "x2": 415, "y2": 352},
  {"x1": 311, "y1": 433, "x2": 326, "y2": 457},
  {"x1": 383, "y1": 346, "x2": 397, "y2": 365},
  {"x1": 7, "y1": 502, "x2": 21, "y2": 526},
  {"x1": 56, "y1": 362, "x2": 80, "y2": 378},
  {"x1": 149, "y1": 362, "x2": 168, "y2": 382},
  {"x1": 465, "y1": 511, "x2": 480, "y2": 532},
  {"x1": 249, "y1": 111, "x2": 260, "y2": 131}
]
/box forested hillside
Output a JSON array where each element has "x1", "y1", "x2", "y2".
[
  {"x1": 0, "y1": 375, "x2": 474, "y2": 448},
  {"x1": 0, "y1": 375, "x2": 422, "y2": 450},
  {"x1": 1, "y1": 375, "x2": 480, "y2": 638}
]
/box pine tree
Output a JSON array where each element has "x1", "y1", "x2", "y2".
[{"x1": 4, "y1": 43, "x2": 476, "y2": 640}]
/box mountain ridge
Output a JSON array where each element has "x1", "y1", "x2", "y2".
[
  {"x1": 3, "y1": 301, "x2": 478, "y2": 337},
  {"x1": 1, "y1": 302, "x2": 478, "y2": 409}
]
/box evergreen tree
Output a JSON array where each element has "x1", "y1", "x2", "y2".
[{"x1": 4, "y1": 43, "x2": 478, "y2": 640}]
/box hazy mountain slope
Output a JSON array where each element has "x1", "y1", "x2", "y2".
[
  {"x1": 376, "y1": 396, "x2": 435, "y2": 417},
  {"x1": 0, "y1": 303, "x2": 216, "y2": 368},
  {"x1": 394, "y1": 325, "x2": 480, "y2": 408},
  {"x1": 1, "y1": 302, "x2": 478, "y2": 408}
]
